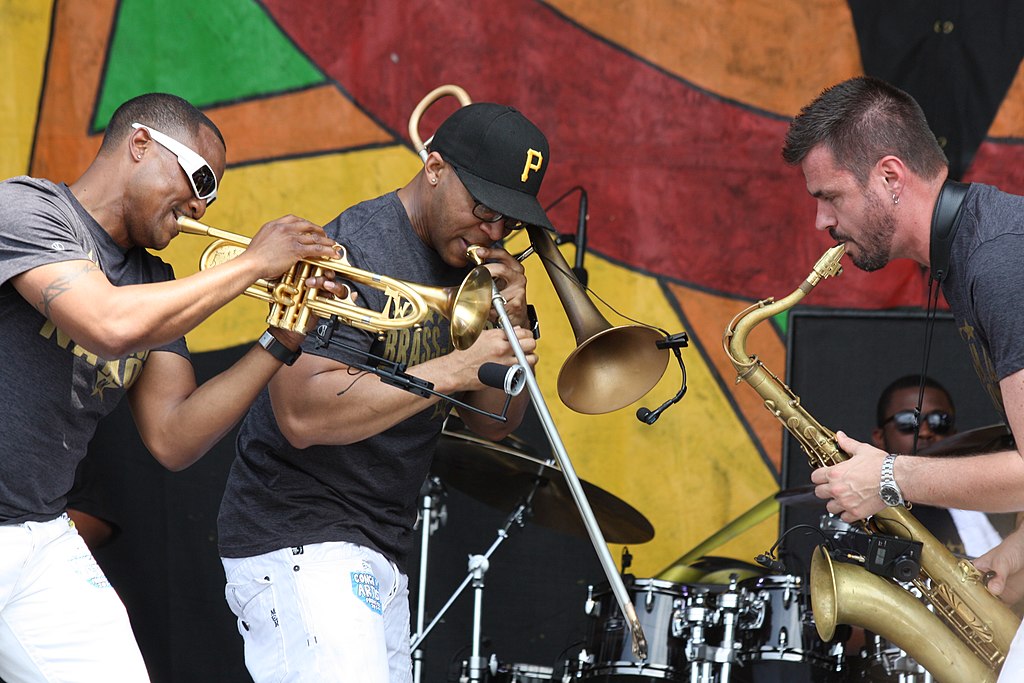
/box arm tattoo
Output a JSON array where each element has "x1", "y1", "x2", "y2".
[{"x1": 37, "y1": 262, "x2": 99, "y2": 318}]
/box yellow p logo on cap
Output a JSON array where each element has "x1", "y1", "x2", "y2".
[{"x1": 521, "y1": 149, "x2": 543, "y2": 182}]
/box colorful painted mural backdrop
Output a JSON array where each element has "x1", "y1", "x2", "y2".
[{"x1": 4, "y1": 0, "x2": 1024, "y2": 577}]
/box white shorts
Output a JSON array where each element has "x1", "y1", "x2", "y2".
[
  {"x1": 0, "y1": 514, "x2": 150, "y2": 683},
  {"x1": 222, "y1": 541, "x2": 411, "y2": 683}
]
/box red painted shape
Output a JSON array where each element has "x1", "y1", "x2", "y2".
[{"x1": 262, "y1": 0, "x2": 1020, "y2": 308}]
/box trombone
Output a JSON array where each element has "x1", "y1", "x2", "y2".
[{"x1": 176, "y1": 216, "x2": 493, "y2": 350}]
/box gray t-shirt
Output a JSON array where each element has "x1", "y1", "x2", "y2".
[
  {"x1": 218, "y1": 192, "x2": 465, "y2": 570},
  {"x1": 0, "y1": 176, "x2": 187, "y2": 523},
  {"x1": 941, "y1": 182, "x2": 1024, "y2": 419}
]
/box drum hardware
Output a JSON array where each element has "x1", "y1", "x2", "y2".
[
  {"x1": 859, "y1": 632, "x2": 931, "y2": 683},
  {"x1": 670, "y1": 576, "x2": 746, "y2": 683},
  {"x1": 413, "y1": 476, "x2": 448, "y2": 683},
  {"x1": 412, "y1": 494, "x2": 537, "y2": 683}
]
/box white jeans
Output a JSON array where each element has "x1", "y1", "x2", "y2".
[
  {"x1": 0, "y1": 514, "x2": 150, "y2": 683},
  {"x1": 222, "y1": 541, "x2": 411, "y2": 683},
  {"x1": 1000, "y1": 620, "x2": 1024, "y2": 682}
]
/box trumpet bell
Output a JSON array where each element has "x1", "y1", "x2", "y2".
[{"x1": 558, "y1": 325, "x2": 668, "y2": 414}]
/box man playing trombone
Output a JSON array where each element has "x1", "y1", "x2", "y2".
[
  {"x1": 216, "y1": 102, "x2": 552, "y2": 683},
  {"x1": 0, "y1": 92, "x2": 340, "y2": 682}
]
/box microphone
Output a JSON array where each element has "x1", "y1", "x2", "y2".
[
  {"x1": 635, "y1": 391, "x2": 682, "y2": 425},
  {"x1": 754, "y1": 553, "x2": 786, "y2": 573},
  {"x1": 636, "y1": 332, "x2": 690, "y2": 425},
  {"x1": 478, "y1": 363, "x2": 526, "y2": 396}
]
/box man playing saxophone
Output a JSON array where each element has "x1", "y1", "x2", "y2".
[
  {"x1": 216, "y1": 102, "x2": 550, "y2": 683},
  {"x1": 781, "y1": 77, "x2": 1024, "y2": 679}
]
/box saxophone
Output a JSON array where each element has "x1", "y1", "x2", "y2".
[{"x1": 723, "y1": 244, "x2": 1019, "y2": 683}]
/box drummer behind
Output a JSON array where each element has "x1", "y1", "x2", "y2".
[
  {"x1": 871, "y1": 375, "x2": 1015, "y2": 557},
  {"x1": 216, "y1": 103, "x2": 551, "y2": 683}
]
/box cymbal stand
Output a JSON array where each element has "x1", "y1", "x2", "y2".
[
  {"x1": 413, "y1": 476, "x2": 447, "y2": 683},
  {"x1": 410, "y1": 496, "x2": 535, "y2": 679},
  {"x1": 480, "y1": 277, "x2": 649, "y2": 661}
]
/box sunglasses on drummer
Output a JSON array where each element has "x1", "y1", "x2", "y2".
[
  {"x1": 882, "y1": 409, "x2": 955, "y2": 435},
  {"x1": 132, "y1": 122, "x2": 218, "y2": 205}
]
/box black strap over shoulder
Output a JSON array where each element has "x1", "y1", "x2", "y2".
[{"x1": 929, "y1": 180, "x2": 971, "y2": 282}]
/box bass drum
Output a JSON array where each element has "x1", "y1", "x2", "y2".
[
  {"x1": 582, "y1": 577, "x2": 696, "y2": 681},
  {"x1": 735, "y1": 574, "x2": 841, "y2": 682}
]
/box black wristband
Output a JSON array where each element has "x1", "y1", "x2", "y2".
[{"x1": 257, "y1": 330, "x2": 302, "y2": 366}]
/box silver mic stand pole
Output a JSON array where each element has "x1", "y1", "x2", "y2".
[
  {"x1": 412, "y1": 476, "x2": 445, "y2": 683},
  {"x1": 473, "y1": 253, "x2": 648, "y2": 661}
]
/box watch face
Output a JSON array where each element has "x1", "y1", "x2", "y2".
[{"x1": 880, "y1": 486, "x2": 901, "y2": 506}]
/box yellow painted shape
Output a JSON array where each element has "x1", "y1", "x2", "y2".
[
  {"x1": 163, "y1": 144, "x2": 420, "y2": 352},
  {"x1": 0, "y1": 1, "x2": 53, "y2": 178},
  {"x1": 503, "y1": 229, "x2": 779, "y2": 578}
]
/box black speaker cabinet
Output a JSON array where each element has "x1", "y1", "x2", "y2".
[{"x1": 778, "y1": 308, "x2": 1003, "y2": 575}]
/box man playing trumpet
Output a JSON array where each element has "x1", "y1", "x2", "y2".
[
  {"x1": 216, "y1": 102, "x2": 551, "y2": 683},
  {"x1": 0, "y1": 92, "x2": 341, "y2": 682}
]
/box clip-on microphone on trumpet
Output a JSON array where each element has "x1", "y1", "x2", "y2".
[
  {"x1": 313, "y1": 316, "x2": 520, "y2": 421},
  {"x1": 636, "y1": 332, "x2": 689, "y2": 425}
]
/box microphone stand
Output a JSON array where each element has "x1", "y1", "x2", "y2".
[
  {"x1": 479, "y1": 267, "x2": 649, "y2": 661},
  {"x1": 412, "y1": 476, "x2": 446, "y2": 683}
]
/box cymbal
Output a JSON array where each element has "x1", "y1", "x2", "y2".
[
  {"x1": 917, "y1": 424, "x2": 1013, "y2": 456},
  {"x1": 434, "y1": 426, "x2": 654, "y2": 544}
]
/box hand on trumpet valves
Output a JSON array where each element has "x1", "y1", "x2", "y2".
[
  {"x1": 810, "y1": 430, "x2": 890, "y2": 523},
  {"x1": 467, "y1": 244, "x2": 529, "y2": 327},
  {"x1": 245, "y1": 214, "x2": 343, "y2": 284}
]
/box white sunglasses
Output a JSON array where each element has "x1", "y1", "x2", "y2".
[{"x1": 132, "y1": 122, "x2": 218, "y2": 204}]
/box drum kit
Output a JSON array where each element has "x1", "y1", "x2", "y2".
[{"x1": 415, "y1": 422, "x2": 1014, "y2": 682}]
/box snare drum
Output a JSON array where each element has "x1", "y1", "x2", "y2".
[
  {"x1": 737, "y1": 574, "x2": 838, "y2": 681},
  {"x1": 582, "y1": 577, "x2": 692, "y2": 680}
]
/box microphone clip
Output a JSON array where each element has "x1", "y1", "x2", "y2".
[{"x1": 656, "y1": 332, "x2": 689, "y2": 350}]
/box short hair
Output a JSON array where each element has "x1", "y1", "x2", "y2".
[
  {"x1": 99, "y1": 93, "x2": 225, "y2": 155},
  {"x1": 876, "y1": 374, "x2": 952, "y2": 427},
  {"x1": 782, "y1": 77, "x2": 947, "y2": 185}
]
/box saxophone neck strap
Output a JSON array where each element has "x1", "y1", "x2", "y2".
[{"x1": 929, "y1": 180, "x2": 971, "y2": 282}]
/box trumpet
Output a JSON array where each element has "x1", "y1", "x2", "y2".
[{"x1": 176, "y1": 216, "x2": 493, "y2": 350}]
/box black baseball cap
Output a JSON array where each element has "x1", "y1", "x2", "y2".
[{"x1": 431, "y1": 103, "x2": 553, "y2": 230}]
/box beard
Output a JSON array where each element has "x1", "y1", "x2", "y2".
[{"x1": 840, "y1": 189, "x2": 897, "y2": 272}]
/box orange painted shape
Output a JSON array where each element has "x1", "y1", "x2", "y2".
[
  {"x1": 545, "y1": 0, "x2": 862, "y2": 116},
  {"x1": 990, "y1": 61, "x2": 1024, "y2": 139},
  {"x1": 31, "y1": 0, "x2": 116, "y2": 182},
  {"x1": 669, "y1": 283, "x2": 786, "y2": 475},
  {"x1": 205, "y1": 86, "x2": 395, "y2": 165}
]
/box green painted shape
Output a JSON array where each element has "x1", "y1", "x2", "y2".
[
  {"x1": 93, "y1": 0, "x2": 324, "y2": 131},
  {"x1": 773, "y1": 310, "x2": 789, "y2": 337}
]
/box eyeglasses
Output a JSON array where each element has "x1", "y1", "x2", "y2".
[
  {"x1": 471, "y1": 199, "x2": 524, "y2": 231},
  {"x1": 132, "y1": 122, "x2": 218, "y2": 205},
  {"x1": 882, "y1": 409, "x2": 955, "y2": 435}
]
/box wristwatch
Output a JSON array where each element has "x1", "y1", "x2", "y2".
[
  {"x1": 879, "y1": 453, "x2": 905, "y2": 507},
  {"x1": 257, "y1": 330, "x2": 302, "y2": 366}
]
